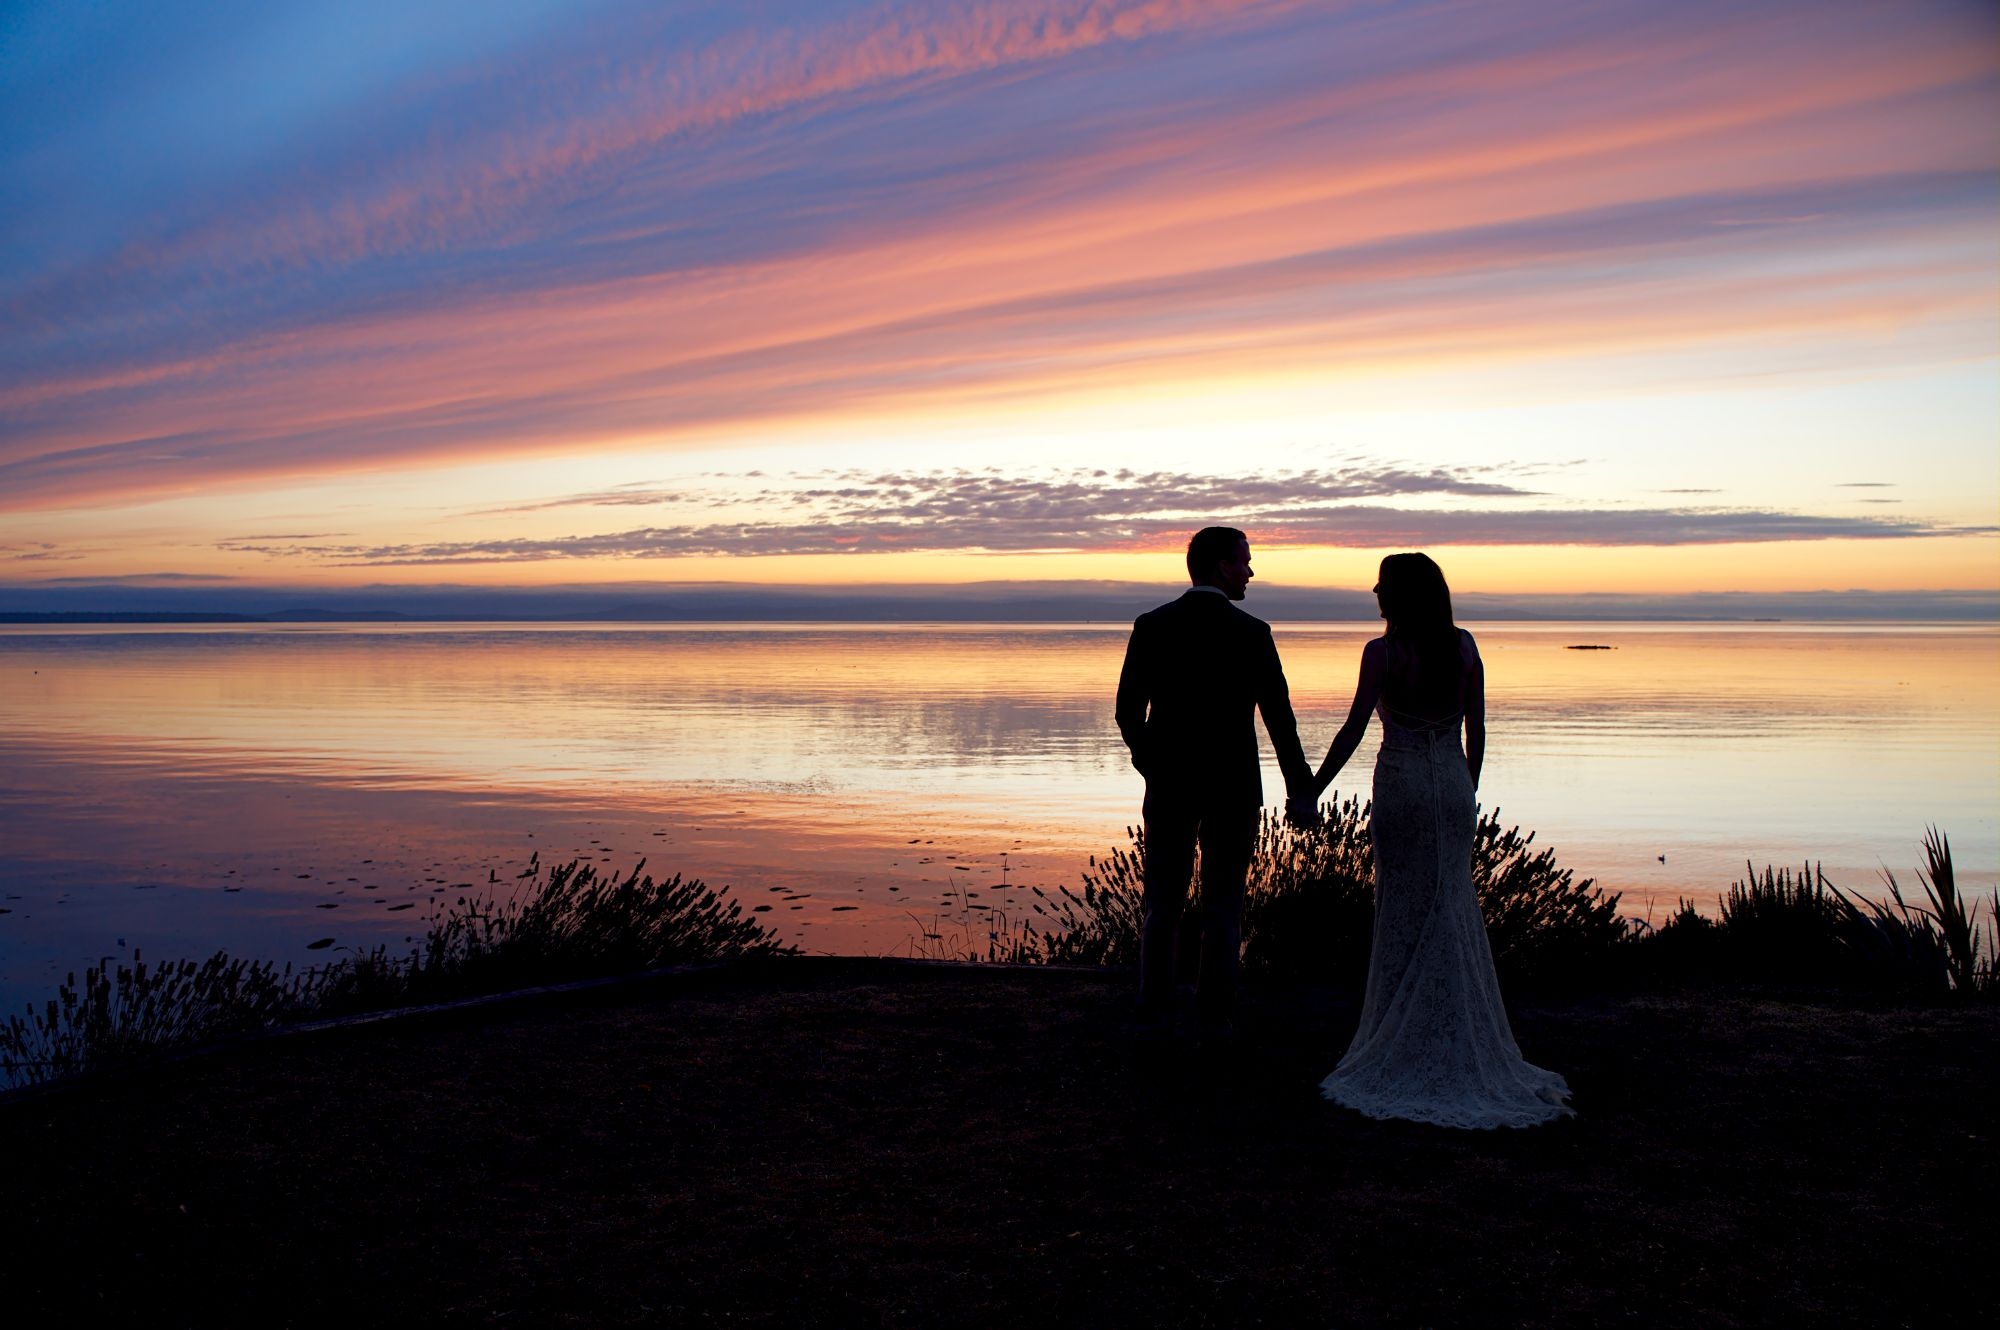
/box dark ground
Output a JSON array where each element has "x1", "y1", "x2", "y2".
[{"x1": 1, "y1": 959, "x2": 1991, "y2": 1328}]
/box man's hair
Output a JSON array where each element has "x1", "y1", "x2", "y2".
[{"x1": 1186, "y1": 526, "x2": 1247, "y2": 582}]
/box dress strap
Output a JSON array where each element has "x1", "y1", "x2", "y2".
[{"x1": 1381, "y1": 703, "x2": 1462, "y2": 733}]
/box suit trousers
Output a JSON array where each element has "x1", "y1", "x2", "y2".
[{"x1": 1138, "y1": 788, "x2": 1260, "y2": 1022}]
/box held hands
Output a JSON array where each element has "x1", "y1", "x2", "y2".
[{"x1": 1284, "y1": 792, "x2": 1322, "y2": 829}]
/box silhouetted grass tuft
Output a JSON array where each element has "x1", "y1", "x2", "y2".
[
  {"x1": 1, "y1": 856, "x2": 791, "y2": 1089},
  {"x1": 0, "y1": 951, "x2": 320, "y2": 1086},
  {"x1": 412, "y1": 857, "x2": 790, "y2": 994},
  {"x1": 1007, "y1": 838, "x2": 1146, "y2": 966},
  {"x1": 1635, "y1": 831, "x2": 1995, "y2": 1000}
]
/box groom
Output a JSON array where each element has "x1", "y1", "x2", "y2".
[{"x1": 1115, "y1": 526, "x2": 1314, "y2": 1034}]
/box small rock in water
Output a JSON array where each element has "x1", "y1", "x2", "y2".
[
  {"x1": 306, "y1": 938, "x2": 335, "y2": 950},
  {"x1": 317, "y1": 903, "x2": 339, "y2": 910}
]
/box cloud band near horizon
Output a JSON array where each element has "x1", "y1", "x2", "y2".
[{"x1": 208, "y1": 461, "x2": 1990, "y2": 565}]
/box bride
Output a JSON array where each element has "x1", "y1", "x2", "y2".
[{"x1": 1293, "y1": 553, "x2": 1572, "y2": 1129}]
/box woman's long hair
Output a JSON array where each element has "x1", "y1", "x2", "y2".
[{"x1": 1376, "y1": 553, "x2": 1460, "y2": 703}]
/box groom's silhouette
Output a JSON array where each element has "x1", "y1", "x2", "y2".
[{"x1": 1116, "y1": 527, "x2": 1312, "y2": 1032}]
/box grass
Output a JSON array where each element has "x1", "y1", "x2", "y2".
[{"x1": 0, "y1": 855, "x2": 790, "y2": 1089}]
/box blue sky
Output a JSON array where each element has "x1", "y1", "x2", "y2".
[{"x1": 2, "y1": 0, "x2": 1995, "y2": 596}]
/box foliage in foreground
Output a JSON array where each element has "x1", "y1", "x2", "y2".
[
  {"x1": 1641, "y1": 828, "x2": 1997, "y2": 999},
  {"x1": 998, "y1": 806, "x2": 1993, "y2": 1003},
  {"x1": 1005, "y1": 798, "x2": 1628, "y2": 991},
  {"x1": 0, "y1": 858, "x2": 790, "y2": 1089}
]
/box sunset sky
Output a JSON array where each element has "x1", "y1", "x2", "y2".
[{"x1": 3, "y1": 0, "x2": 1996, "y2": 600}]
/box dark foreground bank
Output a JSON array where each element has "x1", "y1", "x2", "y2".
[{"x1": 1, "y1": 960, "x2": 1989, "y2": 1328}]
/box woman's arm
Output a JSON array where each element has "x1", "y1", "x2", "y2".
[
  {"x1": 1462, "y1": 630, "x2": 1486, "y2": 791},
  {"x1": 1314, "y1": 638, "x2": 1386, "y2": 795}
]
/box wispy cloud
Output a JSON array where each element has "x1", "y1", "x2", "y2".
[
  {"x1": 221, "y1": 532, "x2": 352, "y2": 542},
  {"x1": 27, "y1": 572, "x2": 241, "y2": 585},
  {"x1": 0, "y1": 543, "x2": 80, "y2": 563},
  {"x1": 485, "y1": 462, "x2": 1545, "y2": 516},
  {"x1": 1, "y1": 0, "x2": 1994, "y2": 509},
  {"x1": 216, "y1": 465, "x2": 1992, "y2": 565}
]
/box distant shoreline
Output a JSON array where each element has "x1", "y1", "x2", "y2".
[
  {"x1": 6, "y1": 610, "x2": 1998, "y2": 626},
  {"x1": 3, "y1": 581, "x2": 1996, "y2": 625}
]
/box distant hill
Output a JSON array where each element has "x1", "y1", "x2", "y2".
[
  {"x1": 2, "y1": 583, "x2": 1994, "y2": 623},
  {"x1": 0, "y1": 611, "x2": 267, "y2": 624},
  {"x1": 0, "y1": 609, "x2": 412, "y2": 624}
]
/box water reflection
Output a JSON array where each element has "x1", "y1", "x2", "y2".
[{"x1": 0, "y1": 621, "x2": 1994, "y2": 994}]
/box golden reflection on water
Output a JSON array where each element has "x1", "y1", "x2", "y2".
[{"x1": 0, "y1": 621, "x2": 1994, "y2": 984}]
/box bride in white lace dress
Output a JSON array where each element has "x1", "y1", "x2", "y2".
[{"x1": 1295, "y1": 554, "x2": 1571, "y2": 1129}]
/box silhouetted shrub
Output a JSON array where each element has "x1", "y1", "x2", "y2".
[
  {"x1": 413, "y1": 856, "x2": 789, "y2": 993},
  {"x1": 1631, "y1": 833, "x2": 1994, "y2": 1000},
  {"x1": 1717, "y1": 862, "x2": 1848, "y2": 984},
  {"x1": 0, "y1": 950, "x2": 319, "y2": 1086},
  {"x1": 1239, "y1": 797, "x2": 1375, "y2": 986},
  {"x1": 0, "y1": 857, "x2": 789, "y2": 1089},
  {"x1": 1012, "y1": 799, "x2": 1625, "y2": 991},
  {"x1": 1472, "y1": 810, "x2": 1628, "y2": 991}
]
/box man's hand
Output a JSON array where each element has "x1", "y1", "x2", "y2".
[{"x1": 1285, "y1": 793, "x2": 1322, "y2": 829}]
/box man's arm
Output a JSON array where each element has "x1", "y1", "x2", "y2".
[
  {"x1": 1114, "y1": 618, "x2": 1154, "y2": 775},
  {"x1": 1256, "y1": 627, "x2": 1313, "y2": 799}
]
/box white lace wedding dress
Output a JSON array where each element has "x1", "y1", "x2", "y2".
[{"x1": 1320, "y1": 707, "x2": 1573, "y2": 1129}]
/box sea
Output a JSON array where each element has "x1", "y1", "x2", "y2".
[{"x1": 1, "y1": 621, "x2": 1994, "y2": 1010}]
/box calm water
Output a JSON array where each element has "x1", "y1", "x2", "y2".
[{"x1": 1, "y1": 622, "x2": 1995, "y2": 1005}]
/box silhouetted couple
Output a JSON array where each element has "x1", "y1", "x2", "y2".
[{"x1": 1115, "y1": 527, "x2": 1571, "y2": 1129}]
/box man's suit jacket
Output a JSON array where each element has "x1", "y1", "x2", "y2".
[{"x1": 1115, "y1": 589, "x2": 1311, "y2": 808}]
